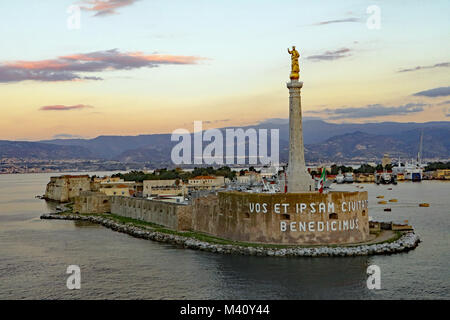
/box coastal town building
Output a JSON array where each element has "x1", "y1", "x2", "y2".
[
  {"x1": 143, "y1": 179, "x2": 183, "y2": 197},
  {"x1": 93, "y1": 176, "x2": 124, "y2": 184},
  {"x1": 430, "y1": 169, "x2": 450, "y2": 180},
  {"x1": 259, "y1": 165, "x2": 280, "y2": 178},
  {"x1": 99, "y1": 181, "x2": 135, "y2": 197},
  {"x1": 236, "y1": 171, "x2": 262, "y2": 185},
  {"x1": 382, "y1": 154, "x2": 391, "y2": 168},
  {"x1": 187, "y1": 176, "x2": 225, "y2": 191}
]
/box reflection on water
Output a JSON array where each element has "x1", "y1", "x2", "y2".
[
  {"x1": 73, "y1": 221, "x2": 103, "y2": 228},
  {"x1": 0, "y1": 173, "x2": 448, "y2": 299},
  {"x1": 210, "y1": 255, "x2": 372, "y2": 299}
]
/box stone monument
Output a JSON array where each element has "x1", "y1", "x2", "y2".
[{"x1": 287, "y1": 46, "x2": 315, "y2": 192}]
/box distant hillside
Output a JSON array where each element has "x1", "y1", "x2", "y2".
[
  {"x1": 253, "y1": 119, "x2": 450, "y2": 144},
  {"x1": 114, "y1": 127, "x2": 450, "y2": 164},
  {"x1": 116, "y1": 144, "x2": 172, "y2": 164},
  {"x1": 2, "y1": 120, "x2": 448, "y2": 163},
  {"x1": 0, "y1": 140, "x2": 94, "y2": 160},
  {"x1": 300, "y1": 120, "x2": 450, "y2": 144},
  {"x1": 40, "y1": 120, "x2": 450, "y2": 160},
  {"x1": 40, "y1": 134, "x2": 171, "y2": 159},
  {"x1": 305, "y1": 128, "x2": 450, "y2": 162}
]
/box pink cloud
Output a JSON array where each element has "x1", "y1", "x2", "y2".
[
  {"x1": 0, "y1": 49, "x2": 205, "y2": 83},
  {"x1": 39, "y1": 104, "x2": 94, "y2": 111},
  {"x1": 79, "y1": 0, "x2": 139, "y2": 16}
]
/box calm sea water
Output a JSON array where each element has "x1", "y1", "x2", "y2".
[{"x1": 0, "y1": 173, "x2": 448, "y2": 299}]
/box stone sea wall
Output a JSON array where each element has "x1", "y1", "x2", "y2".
[
  {"x1": 110, "y1": 196, "x2": 191, "y2": 231},
  {"x1": 40, "y1": 213, "x2": 420, "y2": 257}
]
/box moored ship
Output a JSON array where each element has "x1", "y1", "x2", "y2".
[
  {"x1": 404, "y1": 164, "x2": 423, "y2": 182},
  {"x1": 392, "y1": 130, "x2": 424, "y2": 182},
  {"x1": 335, "y1": 170, "x2": 345, "y2": 184},
  {"x1": 375, "y1": 170, "x2": 397, "y2": 185},
  {"x1": 344, "y1": 172, "x2": 354, "y2": 183},
  {"x1": 392, "y1": 159, "x2": 423, "y2": 182}
]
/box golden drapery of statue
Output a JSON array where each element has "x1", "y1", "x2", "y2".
[{"x1": 288, "y1": 46, "x2": 300, "y2": 80}]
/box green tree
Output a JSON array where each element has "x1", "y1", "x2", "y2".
[
  {"x1": 330, "y1": 164, "x2": 339, "y2": 175},
  {"x1": 354, "y1": 164, "x2": 375, "y2": 174},
  {"x1": 425, "y1": 161, "x2": 450, "y2": 171}
]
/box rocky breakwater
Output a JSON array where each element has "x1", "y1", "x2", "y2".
[{"x1": 40, "y1": 214, "x2": 420, "y2": 257}]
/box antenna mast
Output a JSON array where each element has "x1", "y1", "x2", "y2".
[{"x1": 417, "y1": 129, "x2": 424, "y2": 165}]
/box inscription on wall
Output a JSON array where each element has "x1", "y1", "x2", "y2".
[{"x1": 248, "y1": 200, "x2": 368, "y2": 233}]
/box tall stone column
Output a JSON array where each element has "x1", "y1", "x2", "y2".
[{"x1": 287, "y1": 79, "x2": 315, "y2": 192}]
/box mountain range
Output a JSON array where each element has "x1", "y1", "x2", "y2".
[
  {"x1": 0, "y1": 140, "x2": 95, "y2": 160},
  {"x1": 1, "y1": 120, "x2": 449, "y2": 164}
]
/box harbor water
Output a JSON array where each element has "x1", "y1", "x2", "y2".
[{"x1": 0, "y1": 173, "x2": 448, "y2": 299}]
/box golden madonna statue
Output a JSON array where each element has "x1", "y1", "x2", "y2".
[{"x1": 288, "y1": 46, "x2": 300, "y2": 80}]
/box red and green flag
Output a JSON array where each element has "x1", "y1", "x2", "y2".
[{"x1": 318, "y1": 168, "x2": 326, "y2": 193}]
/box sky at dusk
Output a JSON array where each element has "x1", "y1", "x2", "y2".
[{"x1": 0, "y1": 0, "x2": 449, "y2": 141}]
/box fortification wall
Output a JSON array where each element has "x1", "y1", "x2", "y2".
[
  {"x1": 108, "y1": 190, "x2": 369, "y2": 245},
  {"x1": 44, "y1": 175, "x2": 91, "y2": 202},
  {"x1": 191, "y1": 191, "x2": 369, "y2": 245},
  {"x1": 110, "y1": 196, "x2": 192, "y2": 231},
  {"x1": 73, "y1": 191, "x2": 111, "y2": 214}
]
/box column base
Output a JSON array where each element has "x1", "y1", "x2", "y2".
[{"x1": 288, "y1": 169, "x2": 315, "y2": 193}]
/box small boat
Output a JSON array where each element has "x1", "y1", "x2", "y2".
[
  {"x1": 389, "y1": 199, "x2": 398, "y2": 202},
  {"x1": 344, "y1": 172, "x2": 354, "y2": 183},
  {"x1": 376, "y1": 195, "x2": 384, "y2": 199},
  {"x1": 375, "y1": 170, "x2": 397, "y2": 185},
  {"x1": 378, "y1": 200, "x2": 387, "y2": 204},
  {"x1": 392, "y1": 223, "x2": 413, "y2": 231},
  {"x1": 384, "y1": 208, "x2": 392, "y2": 212},
  {"x1": 419, "y1": 203, "x2": 430, "y2": 207},
  {"x1": 387, "y1": 188, "x2": 393, "y2": 190},
  {"x1": 336, "y1": 170, "x2": 345, "y2": 184}
]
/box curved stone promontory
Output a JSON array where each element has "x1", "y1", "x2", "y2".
[{"x1": 40, "y1": 213, "x2": 420, "y2": 257}]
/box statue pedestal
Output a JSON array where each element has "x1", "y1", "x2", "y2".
[{"x1": 287, "y1": 80, "x2": 315, "y2": 192}]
